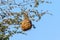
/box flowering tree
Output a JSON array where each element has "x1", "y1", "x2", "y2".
[{"x1": 0, "y1": 0, "x2": 52, "y2": 40}]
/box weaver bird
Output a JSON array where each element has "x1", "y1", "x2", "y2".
[{"x1": 20, "y1": 12, "x2": 32, "y2": 31}]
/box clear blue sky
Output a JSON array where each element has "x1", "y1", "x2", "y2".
[
  {"x1": 9, "y1": 0, "x2": 60, "y2": 40},
  {"x1": 0, "y1": 0, "x2": 60, "y2": 40}
]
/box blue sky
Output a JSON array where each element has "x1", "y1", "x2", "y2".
[
  {"x1": 9, "y1": 0, "x2": 60, "y2": 40},
  {"x1": 0, "y1": 0, "x2": 60, "y2": 40}
]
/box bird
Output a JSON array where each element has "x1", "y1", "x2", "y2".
[{"x1": 20, "y1": 12, "x2": 32, "y2": 31}]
